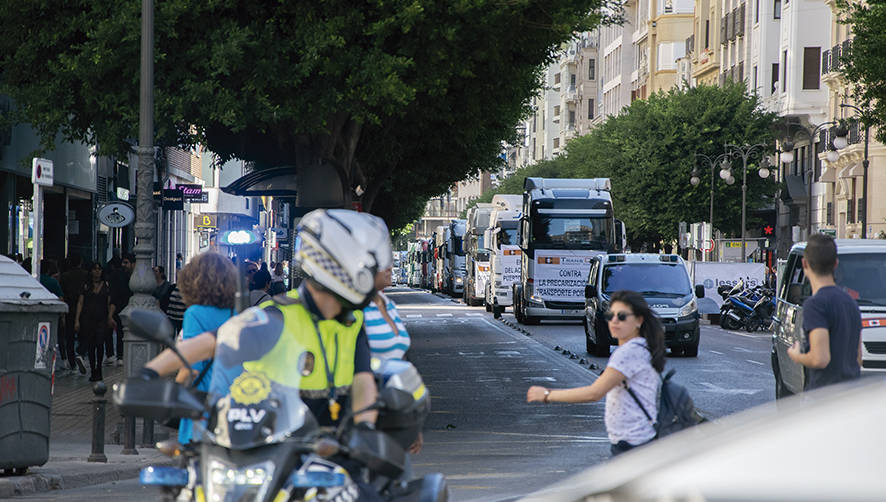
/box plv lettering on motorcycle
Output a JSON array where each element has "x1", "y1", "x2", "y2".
[{"x1": 228, "y1": 407, "x2": 268, "y2": 430}]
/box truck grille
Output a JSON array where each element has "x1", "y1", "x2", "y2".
[
  {"x1": 544, "y1": 301, "x2": 584, "y2": 310},
  {"x1": 864, "y1": 342, "x2": 886, "y2": 355}
]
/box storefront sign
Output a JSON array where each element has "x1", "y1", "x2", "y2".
[
  {"x1": 195, "y1": 214, "x2": 217, "y2": 228},
  {"x1": 162, "y1": 189, "x2": 184, "y2": 211},
  {"x1": 97, "y1": 202, "x2": 135, "y2": 228},
  {"x1": 178, "y1": 184, "x2": 205, "y2": 200}
]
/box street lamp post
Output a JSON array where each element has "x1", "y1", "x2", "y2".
[
  {"x1": 690, "y1": 152, "x2": 731, "y2": 261},
  {"x1": 120, "y1": 0, "x2": 161, "y2": 454},
  {"x1": 723, "y1": 143, "x2": 771, "y2": 263},
  {"x1": 834, "y1": 104, "x2": 871, "y2": 238},
  {"x1": 778, "y1": 120, "x2": 837, "y2": 241}
]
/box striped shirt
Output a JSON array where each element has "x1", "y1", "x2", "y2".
[
  {"x1": 167, "y1": 285, "x2": 186, "y2": 322},
  {"x1": 363, "y1": 292, "x2": 410, "y2": 360}
]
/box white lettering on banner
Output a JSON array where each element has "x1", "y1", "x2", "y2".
[
  {"x1": 533, "y1": 252, "x2": 597, "y2": 302},
  {"x1": 500, "y1": 245, "x2": 521, "y2": 286},
  {"x1": 693, "y1": 262, "x2": 766, "y2": 308},
  {"x1": 475, "y1": 262, "x2": 490, "y2": 296}
]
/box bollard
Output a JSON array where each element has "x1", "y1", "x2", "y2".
[
  {"x1": 141, "y1": 417, "x2": 155, "y2": 448},
  {"x1": 121, "y1": 415, "x2": 139, "y2": 455},
  {"x1": 88, "y1": 382, "x2": 108, "y2": 463}
]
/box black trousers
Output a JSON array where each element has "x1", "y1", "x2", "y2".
[
  {"x1": 105, "y1": 312, "x2": 124, "y2": 358},
  {"x1": 62, "y1": 311, "x2": 78, "y2": 366},
  {"x1": 81, "y1": 322, "x2": 108, "y2": 373}
]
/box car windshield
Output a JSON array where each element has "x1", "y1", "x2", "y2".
[
  {"x1": 602, "y1": 263, "x2": 691, "y2": 296},
  {"x1": 532, "y1": 215, "x2": 611, "y2": 250},
  {"x1": 499, "y1": 228, "x2": 519, "y2": 246},
  {"x1": 834, "y1": 253, "x2": 886, "y2": 306}
]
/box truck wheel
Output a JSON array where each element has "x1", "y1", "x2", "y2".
[
  {"x1": 683, "y1": 342, "x2": 699, "y2": 357},
  {"x1": 593, "y1": 334, "x2": 610, "y2": 357},
  {"x1": 584, "y1": 319, "x2": 596, "y2": 354}
]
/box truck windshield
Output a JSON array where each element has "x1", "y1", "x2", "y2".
[
  {"x1": 499, "y1": 228, "x2": 519, "y2": 246},
  {"x1": 452, "y1": 236, "x2": 465, "y2": 256},
  {"x1": 834, "y1": 253, "x2": 886, "y2": 306},
  {"x1": 602, "y1": 263, "x2": 691, "y2": 296},
  {"x1": 533, "y1": 215, "x2": 611, "y2": 250}
]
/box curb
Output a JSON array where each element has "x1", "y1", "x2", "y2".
[{"x1": 0, "y1": 457, "x2": 174, "y2": 498}]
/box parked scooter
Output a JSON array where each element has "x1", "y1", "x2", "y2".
[
  {"x1": 719, "y1": 281, "x2": 774, "y2": 332},
  {"x1": 744, "y1": 292, "x2": 776, "y2": 332},
  {"x1": 113, "y1": 310, "x2": 447, "y2": 502}
]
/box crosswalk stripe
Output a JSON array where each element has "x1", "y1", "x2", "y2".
[
  {"x1": 436, "y1": 313, "x2": 453, "y2": 317},
  {"x1": 406, "y1": 314, "x2": 422, "y2": 318}
]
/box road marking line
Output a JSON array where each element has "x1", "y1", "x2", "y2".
[
  {"x1": 465, "y1": 313, "x2": 484, "y2": 316},
  {"x1": 746, "y1": 359, "x2": 765, "y2": 366},
  {"x1": 436, "y1": 313, "x2": 453, "y2": 317},
  {"x1": 710, "y1": 350, "x2": 724, "y2": 355},
  {"x1": 406, "y1": 314, "x2": 422, "y2": 318}
]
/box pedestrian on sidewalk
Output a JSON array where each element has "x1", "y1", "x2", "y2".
[
  {"x1": 152, "y1": 265, "x2": 174, "y2": 312},
  {"x1": 249, "y1": 269, "x2": 272, "y2": 306},
  {"x1": 269, "y1": 261, "x2": 286, "y2": 296},
  {"x1": 527, "y1": 290, "x2": 665, "y2": 457},
  {"x1": 60, "y1": 254, "x2": 88, "y2": 374},
  {"x1": 166, "y1": 284, "x2": 186, "y2": 334},
  {"x1": 787, "y1": 234, "x2": 862, "y2": 390},
  {"x1": 74, "y1": 262, "x2": 115, "y2": 381},
  {"x1": 174, "y1": 251, "x2": 237, "y2": 445},
  {"x1": 107, "y1": 252, "x2": 134, "y2": 366}
]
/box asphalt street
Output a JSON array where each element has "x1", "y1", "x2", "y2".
[{"x1": 21, "y1": 287, "x2": 777, "y2": 501}]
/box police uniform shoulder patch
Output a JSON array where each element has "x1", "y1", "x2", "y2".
[{"x1": 230, "y1": 371, "x2": 272, "y2": 405}]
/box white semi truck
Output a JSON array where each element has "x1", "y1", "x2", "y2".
[
  {"x1": 484, "y1": 195, "x2": 522, "y2": 312},
  {"x1": 513, "y1": 177, "x2": 626, "y2": 324},
  {"x1": 464, "y1": 203, "x2": 494, "y2": 306},
  {"x1": 447, "y1": 219, "x2": 467, "y2": 296}
]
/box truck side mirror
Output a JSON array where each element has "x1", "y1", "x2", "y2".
[
  {"x1": 695, "y1": 284, "x2": 705, "y2": 298},
  {"x1": 585, "y1": 285, "x2": 595, "y2": 299}
]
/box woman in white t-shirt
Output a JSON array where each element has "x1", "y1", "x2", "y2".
[{"x1": 527, "y1": 290, "x2": 665, "y2": 456}]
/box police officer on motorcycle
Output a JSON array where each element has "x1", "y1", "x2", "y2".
[{"x1": 140, "y1": 209, "x2": 391, "y2": 429}]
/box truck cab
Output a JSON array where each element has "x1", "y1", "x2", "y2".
[
  {"x1": 448, "y1": 219, "x2": 467, "y2": 296},
  {"x1": 485, "y1": 195, "x2": 522, "y2": 311},
  {"x1": 464, "y1": 204, "x2": 494, "y2": 306},
  {"x1": 514, "y1": 177, "x2": 625, "y2": 324},
  {"x1": 433, "y1": 226, "x2": 448, "y2": 292}
]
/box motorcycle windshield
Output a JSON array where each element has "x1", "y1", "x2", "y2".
[
  {"x1": 208, "y1": 381, "x2": 316, "y2": 450},
  {"x1": 201, "y1": 306, "x2": 319, "y2": 450}
]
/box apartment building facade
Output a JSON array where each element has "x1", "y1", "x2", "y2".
[{"x1": 817, "y1": 0, "x2": 886, "y2": 240}]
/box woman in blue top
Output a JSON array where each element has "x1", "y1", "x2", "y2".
[{"x1": 174, "y1": 251, "x2": 238, "y2": 445}]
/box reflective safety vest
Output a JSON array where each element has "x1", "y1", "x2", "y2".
[{"x1": 242, "y1": 290, "x2": 364, "y2": 399}]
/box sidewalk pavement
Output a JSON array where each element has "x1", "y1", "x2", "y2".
[{"x1": 0, "y1": 360, "x2": 174, "y2": 498}]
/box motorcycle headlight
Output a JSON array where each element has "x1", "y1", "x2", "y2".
[
  {"x1": 206, "y1": 459, "x2": 275, "y2": 501},
  {"x1": 678, "y1": 299, "x2": 698, "y2": 318}
]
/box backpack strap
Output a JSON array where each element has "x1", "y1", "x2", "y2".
[{"x1": 623, "y1": 380, "x2": 655, "y2": 424}]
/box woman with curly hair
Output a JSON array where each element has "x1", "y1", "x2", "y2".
[{"x1": 174, "y1": 251, "x2": 238, "y2": 445}]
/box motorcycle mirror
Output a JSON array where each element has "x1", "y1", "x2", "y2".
[
  {"x1": 695, "y1": 285, "x2": 705, "y2": 298},
  {"x1": 378, "y1": 386, "x2": 415, "y2": 412},
  {"x1": 128, "y1": 309, "x2": 176, "y2": 347}
]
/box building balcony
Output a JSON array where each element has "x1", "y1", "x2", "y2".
[{"x1": 564, "y1": 85, "x2": 578, "y2": 103}]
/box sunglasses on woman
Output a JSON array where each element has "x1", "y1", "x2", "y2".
[{"x1": 603, "y1": 310, "x2": 635, "y2": 322}]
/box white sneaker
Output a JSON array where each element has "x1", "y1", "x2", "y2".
[{"x1": 75, "y1": 356, "x2": 88, "y2": 375}]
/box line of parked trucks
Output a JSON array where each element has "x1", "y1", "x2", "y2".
[{"x1": 400, "y1": 177, "x2": 628, "y2": 322}]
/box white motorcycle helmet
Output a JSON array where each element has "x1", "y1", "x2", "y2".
[{"x1": 294, "y1": 209, "x2": 390, "y2": 311}]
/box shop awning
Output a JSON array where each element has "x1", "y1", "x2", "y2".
[{"x1": 784, "y1": 174, "x2": 808, "y2": 202}]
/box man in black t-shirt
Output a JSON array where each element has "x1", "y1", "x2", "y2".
[{"x1": 788, "y1": 234, "x2": 862, "y2": 390}]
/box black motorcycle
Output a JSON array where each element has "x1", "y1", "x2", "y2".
[{"x1": 113, "y1": 310, "x2": 447, "y2": 502}]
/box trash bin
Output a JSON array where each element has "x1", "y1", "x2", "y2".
[{"x1": 0, "y1": 256, "x2": 67, "y2": 471}]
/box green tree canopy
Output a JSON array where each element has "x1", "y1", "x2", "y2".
[
  {"x1": 838, "y1": 2, "x2": 886, "y2": 141},
  {"x1": 466, "y1": 83, "x2": 779, "y2": 249},
  {"x1": 0, "y1": 0, "x2": 619, "y2": 230}
]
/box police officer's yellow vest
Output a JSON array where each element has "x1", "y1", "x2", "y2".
[{"x1": 242, "y1": 291, "x2": 364, "y2": 398}]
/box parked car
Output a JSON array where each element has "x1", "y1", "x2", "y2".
[
  {"x1": 521, "y1": 377, "x2": 886, "y2": 502},
  {"x1": 771, "y1": 239, "x2": 886, "y2": 398},
  {"x1": 584, "y1": 253, "x2": 704, "y2": 357}
]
